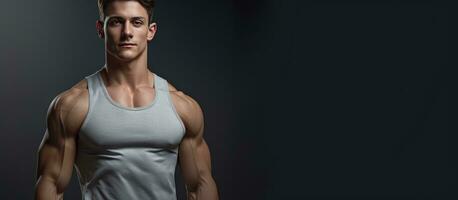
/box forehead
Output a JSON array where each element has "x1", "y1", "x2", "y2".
[{"x1": 104, "y1": 1, "x2": 148, "y2": 19}]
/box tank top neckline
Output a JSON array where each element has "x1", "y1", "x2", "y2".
[{"x1": 96, "y1": 70, "x2": 159, "y2": 111}]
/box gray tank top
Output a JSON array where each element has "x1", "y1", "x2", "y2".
[{"x1": 74, "y1": 68, "x2": 186, "y2": 200}]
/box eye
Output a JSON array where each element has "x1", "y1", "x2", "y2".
[
  {"x1": 133, "y1": 20, "x2": 144, "y2": 26},
  {"x1": 109, "y1": 19, "x2": 122, "y2": 26}
]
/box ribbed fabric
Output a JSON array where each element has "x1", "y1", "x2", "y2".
[{"x1": 74, "y1": 68, "x2": 186, "y2": 200}]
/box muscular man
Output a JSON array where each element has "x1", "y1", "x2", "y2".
[{"x1": 34, "y1": 0, "x2": 219, "y2": 199}]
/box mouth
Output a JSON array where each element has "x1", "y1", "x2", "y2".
[{"x1": 119, "y1": 43, "x2": 136, "y2": 47}]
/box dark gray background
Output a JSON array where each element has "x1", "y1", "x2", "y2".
[{"x1": 1, "y1": 0, "x2": 457, "y2": 199}]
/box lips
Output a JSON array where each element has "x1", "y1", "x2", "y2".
[{"x1": 119, "y1": 43, "x2": 136, "y2": 47}]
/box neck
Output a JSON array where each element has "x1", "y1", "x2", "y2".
[{"x1": 103, "y1": 48, "x2": 153, "y2": 88}]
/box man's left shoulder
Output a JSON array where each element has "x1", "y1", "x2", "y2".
[{"x1": 167, "y1": 82, "x2": 203, "y2": 122}]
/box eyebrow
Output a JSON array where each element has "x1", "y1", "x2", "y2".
[{"x1": 106, "y1": 16, "x2": 146, "y2": 21}]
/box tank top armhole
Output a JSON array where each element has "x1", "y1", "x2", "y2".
[
  {"x1": 163, "y1": 80, "x2": 186, "y2": 136},
  {"x1": 78, "y1": 76, "x2": 94, "y2": 135}
]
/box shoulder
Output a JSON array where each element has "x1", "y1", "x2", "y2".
[
  {"x1": 167, "y1": 82, "x2": 204, "y2": 136},
  {"x1": 47, "y1": 79, "x2": 89, "y2": 137},
  {"x1": 166, "y1": 81, "x2": 202, "y2": 118}
]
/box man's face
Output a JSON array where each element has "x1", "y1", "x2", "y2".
[{"x1": 97, "y1": 1, "x2": 156, "y2": 61}]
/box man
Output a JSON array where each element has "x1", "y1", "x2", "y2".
[{"x1": 34, "y1": 0, "x2": 219, "y2": 199}]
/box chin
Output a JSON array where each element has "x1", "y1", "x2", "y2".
[
  {"x1": 117, "y1": 53, "x2": 139, "y2": 61},
  {"x1": 108, "y1": 50, "x2": 140, "y2": 61}
]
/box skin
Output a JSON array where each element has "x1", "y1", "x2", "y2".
[{"x1": 34, "y1": 1, "x2": 219, "y2": 199}]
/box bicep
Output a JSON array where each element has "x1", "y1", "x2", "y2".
[
  {"x1": 178, "y1": 135, "x2": 213, "y2": 191},
  {"x1": 36, "y1": 95, "x2": 76, "y2": 193},
  {"x1": 176, "y1": 94, "x2": 214, "y2": 190},
  {"x1": 36, "y1": 130, "x2": 76, "y2": 192}
]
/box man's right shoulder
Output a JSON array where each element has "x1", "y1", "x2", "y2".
[
  {"x1": 47, "y1": 78, "x2": 89, "y2": 137},
  {"x1": 53, "y1": 78, "x2": 88, "y2": 110}
]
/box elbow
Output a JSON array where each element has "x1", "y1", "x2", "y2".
[
  {"x1": 186, "y1": 171, "x2": 213, "y2": 192},
  {"x1": 186, "y1": 174, "x2": 219, "y2": 200},
  {"x1": 35, "y1": 175, "x2": 65, "y2": 200}
]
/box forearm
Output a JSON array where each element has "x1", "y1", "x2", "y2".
[
  {"x1": 35, "y1": 177, "x2": 64, "y2": 200},
  {"x1": 187, "y1": 178, "x2": 219, "y2": 200}
]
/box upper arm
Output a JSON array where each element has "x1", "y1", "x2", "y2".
[
  {"x1": 36, "y1": 88, "x2": 87, "y2": 194},
  {"x1": 174, "y1": 92, "x2": 214, "y2": 191}
]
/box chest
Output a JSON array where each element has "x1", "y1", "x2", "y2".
[
  {"x1": 105, "y1": 85, "x2": 157, "y2": 109},
  {"x1": 78, "y1": 104, "x2": 186, "y2": 151}
]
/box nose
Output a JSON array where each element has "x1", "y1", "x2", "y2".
[{"x1": 121, "y1": 21, "x2": 133, "y2": 39}]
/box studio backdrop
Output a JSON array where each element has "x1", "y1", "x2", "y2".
[{"x1": 0, "y1": 0, "x2": 457, "y2": 199}]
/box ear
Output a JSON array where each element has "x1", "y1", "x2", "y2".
[
  {"x1": 95, "y1": 20, "x2": 104, "y2": 39},
  {"x1": 147, "y1": 22, "x2": 157, "y2": 42}
]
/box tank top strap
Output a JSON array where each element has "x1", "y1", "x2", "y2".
[
  {"x1": 154, "y1": 73, "x2": 169, "y2": 92},
  {"x1": 84, "y1": 70, "x2": 102, "y2": 98},
  {"x1": 83, "y1": 75, "x2": 92, "y2": 94}
]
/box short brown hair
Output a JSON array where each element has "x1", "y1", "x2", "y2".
[{"x1": 97, "y1": 0, "x2": 155, "y2": 24}]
